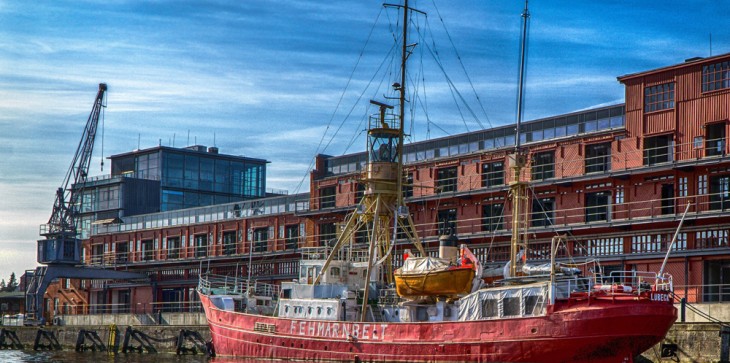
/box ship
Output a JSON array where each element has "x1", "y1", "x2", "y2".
[{"x1": 198, "y1": 1, "x2": 677, "y2": 362}]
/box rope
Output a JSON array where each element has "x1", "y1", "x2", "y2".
[{"x1": 293, "y1": 7, "x2": 386, "y2": 194}]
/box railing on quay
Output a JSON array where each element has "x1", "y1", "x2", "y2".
[{"x1": 54, "y1": 300, "x2": 203, "y2": 316}]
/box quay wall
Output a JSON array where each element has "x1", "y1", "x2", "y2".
[{"x1": 0, "y1": 324, "x2": 210, "y2": 353}]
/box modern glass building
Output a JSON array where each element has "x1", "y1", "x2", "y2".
[
  {"x1": 77, "y1": 145, "x2": 269, "y2": 238},
  {"x1": 110, "y1": 145, "x2": 267, "y2": 210}
]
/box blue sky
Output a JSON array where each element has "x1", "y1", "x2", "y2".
[{"x1": 0, "y1": 0, "x2": 728, "y2": 282}]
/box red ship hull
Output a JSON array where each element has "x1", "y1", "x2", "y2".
[{"x1": 200, "y1": 293, "x2": 676, "y2": 363}]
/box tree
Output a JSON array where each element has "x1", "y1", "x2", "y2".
[
  {"x1": 6, "y1": 272, "x2": 17, "y2": 292},
  {"x1": 1, "y1": 273, "x2": 17, "y2": 292}
]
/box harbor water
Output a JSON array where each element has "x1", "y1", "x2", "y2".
[
  {"x1": 0, "y1": 351, "x2": 313, "y2": 363},
  {"x1": 0, "y1": 351, "x2": 212, "y2": 363}
]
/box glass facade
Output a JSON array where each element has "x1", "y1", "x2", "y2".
[{"x1": 111, "y1": 146, "x2": 267, "y2": 212}]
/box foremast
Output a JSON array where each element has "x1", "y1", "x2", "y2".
[
  {"x1": 313, "y1": 0, "x2": 427, "y2": 322},
  {"x1": 509, "y1": 0, "x2": 531, "y2": 278}
]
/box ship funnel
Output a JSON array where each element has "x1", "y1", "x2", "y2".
[{"x1": 438, "y1": 228, "x2": 459, "y2": 264}]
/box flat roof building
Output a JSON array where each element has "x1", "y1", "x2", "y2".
[{"x1": 76, "y1": 145, "x2": 269, "y2": 239}]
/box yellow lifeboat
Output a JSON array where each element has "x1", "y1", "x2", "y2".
[
  {"x1": 394, "y1": 242, "x2": 481, "y2": 298},
  {"x1": 394, "y1": 259, "x2": 475, "y2": 297}
]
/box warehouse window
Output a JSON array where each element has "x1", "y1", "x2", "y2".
[
  {"x1": 437, "y1": 208, "x2": 457, "y2": 235},
  {"x1": 585, "y1": 142, "x2": 611, "y2": 173},
  {"x1": 585, "y1": 191, "x2": 610, "y2": 223},
  {"x1": 253, "y1": 228, "x2": 268, "y2": 252},
  {"x1": 644, "y1": 83, "x2": 674, "y2": 112},
  {"x1": 531, "y1": 198, "x2": 554, "y2": 227},
  {"x1": 482, "y1": 203, "x2": 503, "y2": 232},
  {"x1": 222, "y1": 231, "x2": 236, "y2": 255},
  {"x1": 705, "y1": 122, "x2": 726, "y2": 157},
  {"x1": 531, "y1": 151, "x2": 555, "y2": 180},
  {"x1": 702, "y1": 61, "x2": 730, "y2": 92},
  {"x1": 319, "y1": 186, "x2": 336, "y2": 209},
  {"x1": 481, "y1": 161, "x2": 504, "y2": 188},
  {"x1": 643, "y1": 135, "x2": 673, "y2": 165},
  {"x1": 710, "y1": 175, "x2": 730, "y2": 211},
  {"x1": 436, "y1": 166, "x2": 458, "y2": 193},
  {"x1": 319, "y1": 223, "x2": 337, "y2": 246}
]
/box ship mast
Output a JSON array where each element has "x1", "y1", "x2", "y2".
[
  {"x1": 312, "y1": 0, "x2": 426, "y2": 322},
  {"x1": 509, "y1": 0, "x2": 530, "y2": 278}
]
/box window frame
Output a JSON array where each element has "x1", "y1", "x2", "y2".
[
  {"x1": 644, "y1": 83, "x2": 675, "y2": 113},
  {"x1": 481, "y1": 161, "x2": 504, "y2": 188},
  {"x1": 531, "y1": 151, "x2": 555, "y2": 181},
  {"x1": 585, "y1": 142, "x2": 611, "y2": 174},
  {"x1": 436, "y1": 166, "x2": 458, "y2": 193}
]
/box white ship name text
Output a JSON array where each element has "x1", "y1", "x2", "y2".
[{"x1": 289, "y1": 321, "x2": 388, "y2": 340}]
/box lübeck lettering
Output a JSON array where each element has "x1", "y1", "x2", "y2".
[
  {"x1": 650, "y1": 292, "x2": 670, "y2": 302},
  {"x1": 290, "y1": 320, "x2": 388, "y2": 340}
]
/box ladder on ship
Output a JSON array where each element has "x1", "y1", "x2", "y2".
[{"x1": 368, "y1": 305, "x2": 384, "y2": 322}]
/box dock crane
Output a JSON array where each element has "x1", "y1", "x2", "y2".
[
  {"x1": 25, "y1": 83, "x2": 146, "y2": 323},
  {"x1": 39, "y1": 83, "x2": 107, "y2": 264}
]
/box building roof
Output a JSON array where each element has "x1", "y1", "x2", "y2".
[
  {"x1": 617, "y1": 52, "x2": 730, "y2": 82},
  {"x1": 109, "y1": 145, "x2": 269, "y2": 164},
  {"x1": 0, "y1": 291, "x2": 24, "y2": 300}
]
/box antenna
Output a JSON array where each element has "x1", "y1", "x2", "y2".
[
  {"x1": 137, "y1": 133, "x2": 141, "y2": 150},
  {"x1": 710, "y1": 32, "x2": 713, "y2": 56}
]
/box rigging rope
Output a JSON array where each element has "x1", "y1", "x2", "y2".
[{"x1": 293, "y1": 8, "x2": 386, "y2": 194}]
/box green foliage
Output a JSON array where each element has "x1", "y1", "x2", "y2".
[{"x1": 1, "y1": 273, "x2": 17, "y2": 292}]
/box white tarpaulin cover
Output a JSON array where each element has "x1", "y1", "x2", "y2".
[
  {"x1": 397, "y1": 257, "x2": 451, "y2": 275},
  {"x1": 457, "y1": 282, "x2": 548, "y2": 321}
]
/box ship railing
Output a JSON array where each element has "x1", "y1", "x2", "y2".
[
  {"x1": 592, "y1": 271, "x2": 673, "y2": 293},
  {"x1": 368, "y1": 112, "x2": 399, "y2": 130},
  {"x1": 198, "y1": 273, "x2": 278, "y2": 299},
  {"x1": 378, "y1": 288, "x2": 401, "y2": 305},
  {"x1": 300, "y1": 246, "x2": 332, "y2": 260},
  {"x1": 553, "y1": 276, "x2": 593, "y2": 299},
  {"x1": 198, "y1": 273, "x2": 247, "y2": 296},
  {"x1": 300, "y1": 246, "x2": 370, "y2": 262},
  {"x1": 249, "y1": 281, "x2": 278, "y2": 298}
]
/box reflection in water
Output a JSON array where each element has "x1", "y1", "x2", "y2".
[
  {"x1": 0, "y1": 351, "x2": 344, "y2": 363},
  {"x1": 0, "y1": 351, "x2": 210, "y2": 363}
]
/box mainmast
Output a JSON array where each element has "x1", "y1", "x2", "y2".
[
  {"x1": 509, "y1": 0, "x2": 530, "y2": 277},
  {"x1": 395, "y1": 0, "x2": 408, "y2": 207},
  {"x1": 313, "y1": 0, "x2": 426, "y2": 322}
]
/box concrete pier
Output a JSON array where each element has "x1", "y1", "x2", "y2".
[{"x1": 0, "y1": 325, "x2": 210, "y2": 354}]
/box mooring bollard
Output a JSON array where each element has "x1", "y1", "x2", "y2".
[
  {"x1": 0, "y1": 328, "x2": 24, "y2": 350},
  {"x1": 33, "y1": 329, "x2": 61, "y2": 351}
]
